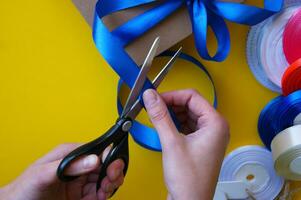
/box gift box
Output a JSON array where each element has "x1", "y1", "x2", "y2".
[{"x1": 72, "y1": 0, "x2": 243, "y2": 65}]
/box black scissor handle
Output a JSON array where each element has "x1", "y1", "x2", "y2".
[
  {"x1": 97, "y1": 134, "x2": 129, "y2": 196},
  {"x1": 57, "y1": 118, "x2": 130, "y2": 182}
]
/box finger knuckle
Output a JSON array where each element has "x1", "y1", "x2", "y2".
[
  {"x1": 150, "y1": 107, "x2": 169, "y2": 122},
  {"x1": 214, "y1": 114, "x2": 230, "y2": 139},
  {"x1": 34, "y1": 165, "x2": 53, "y2": 187},
  {"x1": 56, "y1": 143, "x2": 71, "y2": 149},
  {"x1": 55, "y1": 143, "x2": 70, "y2": 150},
  {"x1": 56, "y1": 143, "x2": 80, "y2": 150},
  {"x1": 186, "y1": 89, "x2": 199, "y2": 96}
]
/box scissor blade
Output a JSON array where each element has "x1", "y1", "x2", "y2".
[
  {"x1": 153, "y1": 47, "x2": 182, "y2": 88},
  {"x1": 125, "y1": 47, "x2": 182, "y2": 120},
  {"x1": 121, "y1": 37, "x2": 160, "y2": 117}
]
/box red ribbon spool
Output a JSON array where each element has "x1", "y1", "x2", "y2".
[
  {"x1": 283, "y1": 8, "x2": 301, "y2": 65},
  {"x1": 282, "y1": 58, "x2": 301, "y2": 96}
]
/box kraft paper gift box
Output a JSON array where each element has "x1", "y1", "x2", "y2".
[{"x1": 72, "y1": 0, "x2": 243, "y2": 65}]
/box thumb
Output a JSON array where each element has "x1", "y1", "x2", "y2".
[
  {"x1": 64, "y1": 154, "x2": 100, "y2": 176},
  {"x1": 42, "y1": 155, "x2": 100, "y2": 183},
  {"x1": 143, "y1": 89, "x2": 178, "y2": 148},
  {"x1": 32, "y1": 154, "x2": 99, "y2": 187}
]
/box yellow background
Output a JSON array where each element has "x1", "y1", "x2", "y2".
[{"x1": 0, "y1": 0, "x2": 300, "y2": 199}]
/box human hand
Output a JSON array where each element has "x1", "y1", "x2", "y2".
[
  {"x1": 0, "y1": 143, "x2": 124, "y2": 200},
  {"x1": 143, "y1": 89, "x2": 229, "y2": 200}
]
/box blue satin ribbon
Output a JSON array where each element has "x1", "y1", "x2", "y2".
[
  {"x1": 92, "y1": 0, "x2": 282, "y2": 150},
  {"x1": 258, "y1": 90, "x2": 301, "y2": 150},
  {"x1": 117, "y1": 52, "x2": 217, "y2": 151},
  {"x1": 95, "y1": 0, "x2": 283, "y2": 62}
]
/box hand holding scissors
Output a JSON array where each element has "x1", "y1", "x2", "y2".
[{"x1": 56, "y1": 37, "x2": 182, "y2": 196}]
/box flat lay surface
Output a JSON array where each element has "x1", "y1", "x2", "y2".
[{"x1": 0, "y1": 0, "x2": 300, "y2": 199}]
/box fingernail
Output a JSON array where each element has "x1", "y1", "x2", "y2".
[
  {"x1": 112, "y1": 169, "x2": 121, "y2": 180},
  {"x1": 105, "y1": 183, "x2": 114, "y2": 193},
  {"x1": 143, "y1": 89, "x2": 158, "y2": 107},
  {"x1": 83, "y1": 155, "x2": 97, "y2": 169}
]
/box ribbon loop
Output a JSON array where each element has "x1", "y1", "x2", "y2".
[
  {"x1": 112, "y1": 0, "x2": 183, "y2": 47},
  {"x1": 208, "y1": 0, "x2": 283, "y2": 25},
  {"x1": 93, "y1": 0, "x2": 283, "y2": 150},
  {"x1": 96, "y1": 0, "x2": 283, "y2": 63},
  {"x1": 189, "y1": 0, "x2": 230, "y2": 61}
]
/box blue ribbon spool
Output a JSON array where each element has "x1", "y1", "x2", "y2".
[
  {"x1": 258, "y1": 90, "x2": 301, "y2": 150},
  {"x1": 92, "y1": 0, "x2": 283, "y2": 150}
]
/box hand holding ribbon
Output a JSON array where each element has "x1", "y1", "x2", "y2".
[{"x1": 93, "y1": 0, "x2": 283, "y2": 150}]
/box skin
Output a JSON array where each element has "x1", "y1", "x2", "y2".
[
  {"x1": 0, "y1": 89, "x2": 229, "y2": 200},
  {"x1": 0, "y1": 144, "x2": 124, "y2": 200},
  {"x1": 143, "y1": 89, "x2": 229, "y2": 200}
]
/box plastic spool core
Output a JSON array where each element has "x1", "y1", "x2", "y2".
[
  {"x1": 213, "y1": 188, "x2": 227, "y2": 200},
  {"x1": 294, "y1": 113, "x2": 301, "y2": 125},
  {"x1": 235, "y1": 163, "x2": 270, "y2": 192},
  {"x1": 289, "y1": 157, "x2": 301, "y2": 174},
  {"x1": 246, "y1": 174, "x2": 255, "y2": 181}
]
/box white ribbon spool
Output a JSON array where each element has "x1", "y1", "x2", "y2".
[
  {"x1": 271, "y1": 125, "x2": 301, "y2": 180},
  {"x1": 213, "y1": 181, "x2": 250, "y2": 200},
  {"x1": 246, "y1": 0, "x2": 301, "y2": 93},
  {"x1": 219, "y1": 146, "x2": 284, "y2": 200}
]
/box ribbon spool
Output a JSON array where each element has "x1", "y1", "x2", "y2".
[
  {"x1": 258, "y1": 90, "x2": 301, "y2": 150},
  {"x1": 258, "y1": 95, "x2": 284, "y2": 149},
  {"x1": 271, "y1": 125, "x2": 301, "y2": 180},
  {"x1": 283, "y1": 8, "x2": 301, "y2": 64},
  {"x1": 219, "y1": 146, "x2": 284, "y2": 200},
  {"x1": 246, "y1": 1, "x2": 301, "y2": 93},
  {"x1": 213, "y1": 181, "x2": 250, "y2": 200},
  {"x1": 282, "y1": 58, "x2": 301, "y2": 96}
]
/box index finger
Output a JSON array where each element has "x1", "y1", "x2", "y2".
[{"x1": 160, "y1": 89, "x2": 215, "y2": 118}]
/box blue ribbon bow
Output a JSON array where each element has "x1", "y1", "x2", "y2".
[
  {"x1": 92, "y1": 0, "x2": 283, "y2": 150},
  {"x1": 95, "y1": 0, "x2": 283, "y2": 62}
]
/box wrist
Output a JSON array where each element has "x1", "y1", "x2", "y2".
[
  {"x1": 172, "y1": 193, "x2": 202, "y2": 200},
  {"x1": 170, "y1": 187, "x2": 213, "y2": 200}
]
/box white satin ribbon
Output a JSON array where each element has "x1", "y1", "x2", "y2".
[
  {"x1": 219, "y1": 146, "x2": 284, "y2": 200},
  {"x1": 246, "y1": 0, "x2": 301, "y2": 93},
  {"x1": 271, "y1": 125, "x2": 301, "y2": 180}
]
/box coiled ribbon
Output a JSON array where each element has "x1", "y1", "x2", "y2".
[
  {"x1": 282, "y1": 58, "x2": 301, "y2": 96},
  {"x1": 258, "y1": 58, "x2": 301, "y2": 179},
  {"x1": 247, "y1": 0, "x2": 301, "y2": 93},
  {"x1": 218, "y1": 145, "x2": 284, "y2": 200},
  {"x1": 258, "y1": 90, "x2": 301, "y2": 150},
  {"x1": 271, "y1": 125, "x2": 301, "y2": 180},
  {"x1": 283, "y1": 8, "x2": 301, "y2": 64},
  {"x1": 92, "y1": 0, "x2": 283, "y2": 150}
]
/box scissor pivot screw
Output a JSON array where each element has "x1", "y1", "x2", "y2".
[{"x1": 122, "y1": 121, "x2": 132, "y2": 132}]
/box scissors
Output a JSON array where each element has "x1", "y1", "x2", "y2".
[{"x1": 56, "y1": 36, "x2": 182, "y2": 195}]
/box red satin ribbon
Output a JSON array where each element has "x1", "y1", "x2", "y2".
[
  {"x1": 283, "y1": 8, "x2": 301, "y2": 65},
  {"x1": 282, "y1": 58, "x2": 301, "y2": 96}
]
